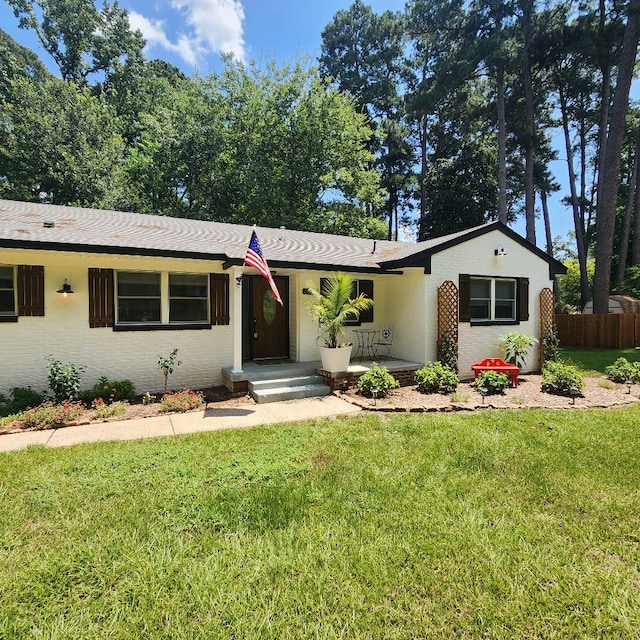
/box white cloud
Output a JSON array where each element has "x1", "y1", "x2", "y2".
[{"x1": 128, "y1": 0, "x2": 245, "y2": 68}]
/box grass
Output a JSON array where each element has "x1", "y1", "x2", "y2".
[
  {"x1": 559, "y1": 347, "x2": 640, "y2": 374},
  {"x1": 1, "y1": 408, "x2": 640, "y2": 638}
]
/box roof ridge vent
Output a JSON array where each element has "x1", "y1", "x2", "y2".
[{"x1": 43, "y1": 221, "x2": 55, "y2": 228}]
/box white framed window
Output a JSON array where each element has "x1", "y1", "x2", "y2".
[
  {"x1": 0, "y1": 265, "x2": 16, "y2": 316},
  {"x1": 470, "y1": 277, "x2": 516, "y2": 322},
  {"x1": 116, "y1": 271, "x2": 209, "y2": 325}
]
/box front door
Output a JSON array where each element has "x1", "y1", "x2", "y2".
[{"x1": 246, "y1": 275, "x2": 289, "y2": 360}]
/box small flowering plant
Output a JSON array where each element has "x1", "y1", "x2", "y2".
[
  {"x1": 22, "y1": 401, "x2": 85, "y2": 430},
  {"x1": 159, "y1": 390, "x2": 204, "y2": 413}
]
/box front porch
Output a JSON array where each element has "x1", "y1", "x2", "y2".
[{"x1": 222, "y1": 358, "x2": 423, "y2": 395}]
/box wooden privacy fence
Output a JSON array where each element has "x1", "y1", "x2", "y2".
[{"x1": 555, "y1": 314, "x2": 640, "y2": 348}]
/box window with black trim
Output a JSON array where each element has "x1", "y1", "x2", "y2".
[
  {"x1": 460, "y1": 274, "x2": 528, "y2": 325},
  {"x1": 319, "y1": 277, "x2": 374, "y2": 325},
  {"x1": 115, "y1": 271, "x2": 210, "y2": 326}
]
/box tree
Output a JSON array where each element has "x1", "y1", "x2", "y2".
[
  {"x1": 6, "y1": 0, "x2": 144, "y2": 84},
  {"x1": 0, "y1": 76, "x2": 126, "y2": 206},
  {"x1": 593, "y1": 0, "x2": 640, "y2": 313}
]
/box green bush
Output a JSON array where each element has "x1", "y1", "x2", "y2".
[
  {"x1": 356, "y1": 363, "x2": 400, "y2": 398},
  {"x1": 542, "y1": 330, "x2": 560, "y2": 363},
  {"x1": 541, "y1": 361, "x2": 585, "y2": 397},
  {"x1": 605, "y1": 357, "x2": 640, "y2": 383},
  {"x1": 21, "y1": 401, "x2": 85, "y2": 430},
  {"x1": 498, "y1": 331, "x2": 538, "y2": 369},
  {"x1": 0, "y1": 387, "x2": 46, "y2": 417},
  {"x1": 46, "y1": 356, "x2": 85, "y2": 402},
  {"x1": 437, "y1": 331, "x2": 458, "y2": 374},
  {"x1": 474, "y1": 370, "x2": 509, "y2": 394},
  {"x1": 415, "y1": 361, "x2": 458, "y2": 394},
  {"x1": 159, "y1": 390, "x2": 204, "y2": 413},
  {"x1": 79, "y1": 377, "x2": 135, "y2": 405}
]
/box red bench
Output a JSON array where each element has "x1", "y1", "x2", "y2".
[{"x1": 471, "y1": 358, "x2": 520, "y2": 387}]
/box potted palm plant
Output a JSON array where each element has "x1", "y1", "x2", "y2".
[{"x1": 306, "y1": 273, "x2": 373, "y2": 372}]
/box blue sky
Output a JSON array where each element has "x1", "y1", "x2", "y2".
[{"x1": 1, "y1": 0, "x2": 574, "y2": 243}]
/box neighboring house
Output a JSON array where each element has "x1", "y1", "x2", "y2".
[{"x1": 0, "y1": 199, "x2": 566, "y2": 396}]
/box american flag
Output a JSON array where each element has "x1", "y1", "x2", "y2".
[{"x1": 244, "y1": 230, "x2": 283, "y2": 305}]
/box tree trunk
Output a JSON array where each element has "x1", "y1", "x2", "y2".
[
  {"x1": 559, "y1": 82, "x2": 591, "y2": 308},
  {"x1": 615, "y1": 134, "x2": 640, "y2": 285},
  {"x1": 522, "y1": 0, "x2": 536, "y2": 244},
  {"x1": 497, "y1": 62, "x2": 508, "y2": 224},
  {"x1": 540, "y1": 189, "x2": 553, "y2": 256},
  {"x1": 596, "y1": 0, "x2": 612, "y2": 213},
  {"x1": 593, "y1": 0, "x2": 640, "y2": 313}
]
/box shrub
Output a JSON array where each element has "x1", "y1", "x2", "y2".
[
  {"x1": 542, "y1": 329, "x2": 560, "y2": 363},
  {"x1": 415, "y1": 361, "x2": 458, "y2": 394},
  {"x1": 159, "y1": 390, "x2": 204, "y2": 413},
  {"x1": 474, "y1": 370, "x2": 509, "y2": 394},
  {"x1": 605, "y1": 357, "x2": 640, "y2": 383},
  {"x1": 158, "y1": 348, "x2": 181, "y2": 392},
  {"x1": 91, "y1": 398, "x2": 128, "y2": 420},
  {"x1": 21, "y1": 401, "x2": 85, "y2": 430},
  {"x1": 0, "y1": 387, "x2": 46, "y2": 417},
  {"x1": 541, "y1": 361, "x2": 585, "y2": 397},
  {"x1": 356, "y1": 363, "x2": 400, "y2": 398},
  {"x1": 80, "y1": 377, "x2": 135, "y2": 405},
  {"x1": 498, "y1": 331, "x2": 538, "y2": 369},
  {"x1": 46, "y1": 356, "x2": 85, "y2": 402},
  {"x1": 437, "y1": 330, "x2": 458, "y2": 374}
]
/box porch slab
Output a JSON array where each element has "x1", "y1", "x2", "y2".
[{"x1": 223, "y1": 359, "x2": 423, "y2": 393}]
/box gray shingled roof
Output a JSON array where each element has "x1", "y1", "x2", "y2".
[{"x1": 0, "y1": 199, "x2": 560, "y2": 273}]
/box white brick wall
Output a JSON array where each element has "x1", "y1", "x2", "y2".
[
  {"x1": 1, "y1": 250, "x2": 234, "y2": 396},
  {"x1": 429, "y1": 230, "x2": 552, "y2": 379}
]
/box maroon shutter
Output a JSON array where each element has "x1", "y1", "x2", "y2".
[
  {"x1": 359, "y1": 279, "x2": 374, "y2": 323},
  {"x1": 88, "y1": 268, "x2": 114, "y2": 327},
  {"x1": 210, "y1": 273, "x2": 230, "y2": 325},
  {"x1": 459, "y1": 274, "x2": 470, "y2": 322},
  {"x1": 17, "y1": 265, "x2": 45, "y2": 316}
]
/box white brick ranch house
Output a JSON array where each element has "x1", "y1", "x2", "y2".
[{"x1": 0, "y1": 199, "x2": 566, "y2": 397}]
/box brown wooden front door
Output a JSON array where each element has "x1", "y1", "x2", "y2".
[{"x1": 247, "y1": 275, "x2": 289, "y2": 360}]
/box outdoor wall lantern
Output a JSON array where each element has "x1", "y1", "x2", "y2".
[
  {"x1": 494, "y1": 246, "x2": 507, "y2": 256},
  {"x1": 56, "y1": 279, "x2": 74, "y2": 296},
  {"x1": 235, "y1": 276, "x2": 243, "y2": 286}
]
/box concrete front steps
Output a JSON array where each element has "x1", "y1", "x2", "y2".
[{"x1": 249, "y1": 373, "x2": 330, "y2": 404}]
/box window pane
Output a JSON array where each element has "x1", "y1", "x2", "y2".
[
  {"x1": 118, "y1": 299, "x2": 161, "y2": 323},
  {"x1": 170, "y1": 299, "x2": 208, "y2": 322},
  {"x1": 169, "y1": 274, "x2": 207, "y2": 298},
  {"x1": 495, "y1": 280, "x2": 515, "y2": 299},
  {"x1": 470, "y1": 279, "x2": 490, "y2": 297},
  {"x1": 0, "y1": 266, "x2": 13, "y2": 289},
  {"x1": 470, "y1": 301, "x2": 490, "y2": 320},
  {"x1": 495, "y1": 301, "x2": 515, "y2": 319},
  {"x1": 0, "y1": 291, "x2": 15, "y2": 313},
  {"x1": 118, "y1": 272, "x2": 160, "y2": 297}
]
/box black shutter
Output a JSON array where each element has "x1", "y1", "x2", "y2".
[
  {"x1": 210, "y1": 273, "x2": 230, "y2": 325},
  {"x1": 17, "y1": 265, "x2": 45, "y2": 317},
  {"x1": 517, "y1": 277, "x2": 529, "y2": 321},
  {"x1": 459, "y1": 274, "x2": 470, "y2": 322},
  {"x1": 88, "y1": 268, "x2": 114, "y2": 327},
  {"x1": 359, "y1": 279, "x2": 374, "y2": 323}
]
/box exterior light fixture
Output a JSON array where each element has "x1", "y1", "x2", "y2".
[
  {"x1": 494, "y1": 246, "x2": 507, "y2": 256},
  {"x1": 626, "y1": 380, "x2": 633, "y2": 394},
  {"x1": 56, "y1": 279, "x2": 74, "y2": 296},
  {"x1": 235, "y1": 276, "x2": 243, "y2": 286},
  {"x1": 478, "y1": 386, "x2": 488, "y2": 404}
]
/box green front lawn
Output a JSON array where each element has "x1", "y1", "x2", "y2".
[
  {"x1": 1, "y1": 409, "x2": 639, "y2": 638},
  {"x1": 559, "y1": 346, "x2": 640, "y2": 374}
]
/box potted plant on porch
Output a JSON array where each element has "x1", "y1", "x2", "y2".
[{"x1": 306, "y1": 273, "x2": 373, "y2": 372}]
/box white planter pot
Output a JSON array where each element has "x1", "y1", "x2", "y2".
[{"x1": 319, "y1": 345, "x2": 352, "y2": 373}]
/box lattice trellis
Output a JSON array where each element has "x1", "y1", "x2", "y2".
[
  {"x1": 438, "y1": 280, "x2": 459, "y2": 371},
  {"x1": 539, "y1": 287, "x2": 556, "y2": 368}
]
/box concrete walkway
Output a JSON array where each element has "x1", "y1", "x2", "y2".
[{"x1": 0, "y1": 395, "x2": 362, "y2": 453}]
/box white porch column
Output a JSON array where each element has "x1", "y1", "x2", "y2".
[{"x1": 231, "y1": 266, "x2": 243, "y2": 373}]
